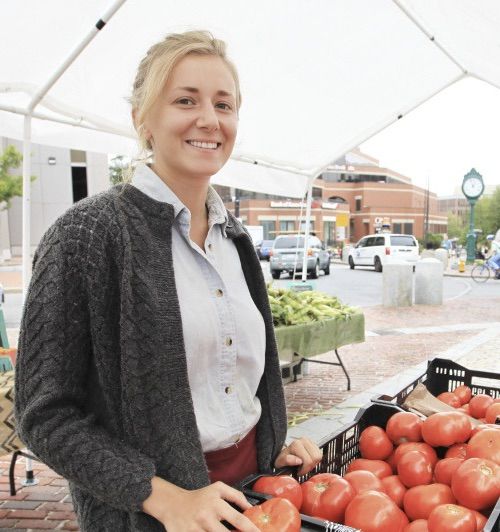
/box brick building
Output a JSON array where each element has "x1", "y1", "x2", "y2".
[{"x1": 215, "y1": 148, "x2": 447, "y2": 244}]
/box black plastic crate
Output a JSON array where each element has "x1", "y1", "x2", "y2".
[
  {"x1": 239, "y1": 401, "x2": 499, "y2": 532},
  {"x1": 374, "y1": 357, "x2": 500, "y2": 405},
  {"x1": 236, "y1": 403, "x2": 404, "y2": 531}
]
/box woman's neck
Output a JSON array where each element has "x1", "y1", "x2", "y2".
[{"x1": 151, "y1": 164, "x2": 210, "y2": 248}]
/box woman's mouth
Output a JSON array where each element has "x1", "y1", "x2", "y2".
[{"x1": 186, "y1": 140, "x2": 221, "y2": 150}]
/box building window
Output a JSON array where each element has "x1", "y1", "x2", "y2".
[
  {"x1": 393, "y1": 223, "x2": 402, "y2": 234},
  {"x1": 71, "y1": 166, "x2": 88, "y2": 203},
  {"x1": 355, "y1": 198, "x2": 361, "y2": 211},
  {"x1": 403, "y1": 223, "x2": 414, "y2": 235},
  {"x1": 261, "y1": 220, "x2": 276, "y2": 240},
  {"x1": 279, "y1": 220, "x2": 295, "y2": 234},
  {"x1": 323, "y1": 221, "x2": 336, "y2": 246},
  {"x1": 299, "y1": 220, "x2": 315, "y2": 233}
]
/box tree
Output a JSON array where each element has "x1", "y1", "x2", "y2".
[
  {"x1": 109, "y1": 155, "x2": 129, "y2": 185},
  {"x1": 474, "y1": 186, "x2": 500, "y2": 243},
  {"x1": 446, "y1": 212, "x2": 467, "y2": 245},
  {"x1": 0, "y1": 145, "x2": 33, "y2": 210}
]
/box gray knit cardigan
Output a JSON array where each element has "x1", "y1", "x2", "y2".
[{"x1": 14, "y1": 184, "x2": 287, "y2": 531}]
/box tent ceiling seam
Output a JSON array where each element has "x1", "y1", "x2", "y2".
[{"x1": 393, "y1": 0, "x2": 468, "y2": 76}]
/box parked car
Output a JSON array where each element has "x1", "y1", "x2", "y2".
[
  {"x1": 348, "y1": 233, "x2": 419, "y2": 272},
  {"x1": 255, "y1": 239, "x2": 274, "y2": 261},
  {"x1": 269, "y1": 235, "x2": 330, "y2": 279}
]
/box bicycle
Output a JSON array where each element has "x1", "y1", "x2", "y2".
[{"x1": 470, "y1": 259, "x2": 500, "y2": 283}]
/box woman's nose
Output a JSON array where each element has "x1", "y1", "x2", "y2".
[{"x1": 196, "y1": 103, "x2": 219, "y2": 131}]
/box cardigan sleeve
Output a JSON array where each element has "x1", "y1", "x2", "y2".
[{"x1": 14, "y1": 218, "x2": 156, "y2": 513}]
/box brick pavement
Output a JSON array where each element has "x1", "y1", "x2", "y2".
[{"x1": 1, "y1": 296, "x2": 499, "y2": 530}]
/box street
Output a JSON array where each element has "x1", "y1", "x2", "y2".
[
  {"x1": 262, "y1": 261, "x2": 500, "y2": 308},
  {"x1": 3, "y1": 262, "x2": 500, "y2": 328}
]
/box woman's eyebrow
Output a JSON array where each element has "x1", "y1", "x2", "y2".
[{"x1": 173, "y1": 86, "x2": 235, "y2": 98}]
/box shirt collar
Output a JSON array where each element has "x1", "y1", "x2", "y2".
[{"x1": 131, "y1": 163, "x2": 229, "y2": 235}]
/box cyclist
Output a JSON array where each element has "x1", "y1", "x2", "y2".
[{"x1": 486, "y1": 232, "x2": 500, "y2": 279}]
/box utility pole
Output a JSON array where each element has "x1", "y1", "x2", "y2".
[{"x1": 423, "y1": 176, "x2": 430, "y2": 247}]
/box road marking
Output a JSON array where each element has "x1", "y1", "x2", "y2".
[{"x1": 444, "y1": 278, "x2": 472, "y2": 301}]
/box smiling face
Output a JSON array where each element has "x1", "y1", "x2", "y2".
[{"x1": 143, "y1": 54, "x2": 238, "y2": 184}]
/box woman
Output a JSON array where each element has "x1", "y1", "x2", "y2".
[{"x1": 15, "y1": 31, "x2": 322, "y2": 531}]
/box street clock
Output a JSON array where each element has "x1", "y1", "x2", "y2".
[
  {"x1": 462, "y1": 168, "x2": 485, "y2": 263},
  {"x1": 462, "y1": 168, "x2": 484, "y2": 200}
]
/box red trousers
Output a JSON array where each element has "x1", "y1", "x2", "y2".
[{"x1": 204, "y1": 426, "x2": 258, "y2": 486}]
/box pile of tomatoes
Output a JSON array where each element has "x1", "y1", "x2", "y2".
[{"x1": 243, "y1": 385, "x2": 500, "y2": 532}]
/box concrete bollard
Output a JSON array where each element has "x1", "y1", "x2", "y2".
[
  {"x1": 415, "y1": 258, "x2": 444, "y2": 305},
  {"x1": 434, "y1": 248, "x2": 449, "y2": 270},
  {"x1": 383, "y1": 262, "x2": 413, "y2": 307}
]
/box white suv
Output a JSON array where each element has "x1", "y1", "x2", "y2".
[{"x1": 348, "y1": 233, "x2": 419, "y2": 272}]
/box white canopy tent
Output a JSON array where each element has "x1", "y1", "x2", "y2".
[{"x1": 1, "y1": 0, "x2": 500, "y2": 292}]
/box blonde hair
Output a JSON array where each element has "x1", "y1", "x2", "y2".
[{"x1": 129, "y1": 30, "x2": 241, "y2": 160}]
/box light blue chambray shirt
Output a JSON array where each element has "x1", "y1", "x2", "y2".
[{"x1": 131, "y1": 164, "x2": 266, "y2": 452}]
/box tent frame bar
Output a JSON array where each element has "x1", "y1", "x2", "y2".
[{"x1": 21, "y1": 0, "x2": 127, "y2": 296}]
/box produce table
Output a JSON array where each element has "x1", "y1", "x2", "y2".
[{"x1": 274, "y1": 308, "x2": 365, "y2": 390}]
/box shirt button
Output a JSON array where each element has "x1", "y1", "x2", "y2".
[
  {"x1": 225, "y1": 337, "x2": 233, "y2": 346},
  {"x1": 225, "y1": 386, "x2": 232, "y2": 394},
  {"x1": 215, "y1": 289, "x2": 224, "y2": 297},
  {"x1": 208, "y1": 243, "x2": 212, "y2": 250}
]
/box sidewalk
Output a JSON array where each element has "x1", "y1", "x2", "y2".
[{"x1": 1, "y1": 289, "x2": 499, "y2": 529}]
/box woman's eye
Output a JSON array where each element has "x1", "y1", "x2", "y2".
[
  {"x1": 176, "y1": 98, "x2": 194, "y2": 105},
  {"x1": 216, "y1": 102, "x2": 232, "y2": 111}
]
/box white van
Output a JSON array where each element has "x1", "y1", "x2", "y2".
[{"x1": 348, "y1": 233, "x2": 419, "y2": 272}]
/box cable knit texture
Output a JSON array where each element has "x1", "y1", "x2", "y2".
[{"x1": 15, "y1": 184, "x2": 287, "y2": 531}]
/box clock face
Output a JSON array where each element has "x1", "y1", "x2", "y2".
[{"x1": 463, "y1": 177, "x2": 483, "y2": 198}]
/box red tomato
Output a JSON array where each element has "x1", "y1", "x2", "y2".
[
  {"x1": 344, "y1": 490, "x2": 408, "y2": 532},
  {"x1": 403, "y1": 519, "x2": 428, "y2": 531},
  {"x1": 458, "y1": 404, "x2": 470, "y2": 415},
  {"x1": 397, "y1": 450, "x2": 433, "y2": 488},
  {"x1": 453, "y1": 385, "x2": 472, "y2": 406},
  {"x1": 346, "y1": 458, "x2": 393, "y2": 478},
  {"x1": 470, "y1": 423, "x2": 500, "y2": 438},
  {"x1": 403, "y1": 483, "x2": 455, "y2": 521},
  {"x1": 421, "y1": 412, "x2": 471, "y2": 447},
  {"x1": 445, "y1": 443, "x2": 468, "y2": 460},
  {"x1": 344, "y1": 470, "x2": 385, "y2": 495},
  {"x1": 242, "y1": 497, "x2": 301, "y2": 532},
  {"x1": 427, "y1": 504, "x2": 476, "y2": 532},
  {"x1": 451, "y1": 457, "x2": 500, "y2": 510},
  {"x1": 300, "y1": 473, "x2": 355, "y2": 522},
  {"x1": 393, "y1": 442, "x2": 438, "y2": 469},
  {"x1": 359, "y1": 425, "x2": 394, "y2": 460},
  {"x1": 252, "y1": 475, "x2": 303, "y2": 510},
  {"x1": 381, "y1": 475, "x2": 407, "y2": 508},
  {"x1": 471, "y1": 509, "x2": 488, "y2": 531},
  {"x1": 485, "y1": 403, "x2": 500, "y2": 424},
  {"x1": 469, "y1": 394, "x2": 494, "y2": 419},
  {"x1": 466, "y1": 428, "x2": 500, "y2": 464},
  {"x1": 437, "y1": 392, "x2": 462, "y2": 408},
  {"x1": 386, "y1": 450, "x2": 398, "y2": 473},
  {"x1": 386, "y1": 412, "x2": 423, "y2": 444},
  {"x1": 434, "y1": 458, "x2": 464, "y2": 486}
]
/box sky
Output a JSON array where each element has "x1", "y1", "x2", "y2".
[{"x1": 360, "y1": 77, "x2": 500, "y2": 198}]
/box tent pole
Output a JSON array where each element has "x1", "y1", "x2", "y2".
[
  {"x1": 22, "y1": 115, "x2": 32, "y2": 299},
  {"x1": 301, "y1": 177, "x2": 314, "y2": 281},
  {"x1": 21, "y1": 0, "x2": 127, "y2": 296}
]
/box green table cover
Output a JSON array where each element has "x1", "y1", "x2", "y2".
[{"x1": 274, "y1": 308, "x2": 365, "y2": 358}]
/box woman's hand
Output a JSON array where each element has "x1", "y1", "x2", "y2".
[
  {"x1": 143, "y1": 476, "x2": 260, "y2": 531},
  {"x1": 273, "y1": 437, "x2": 323, "y2": 476}
]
